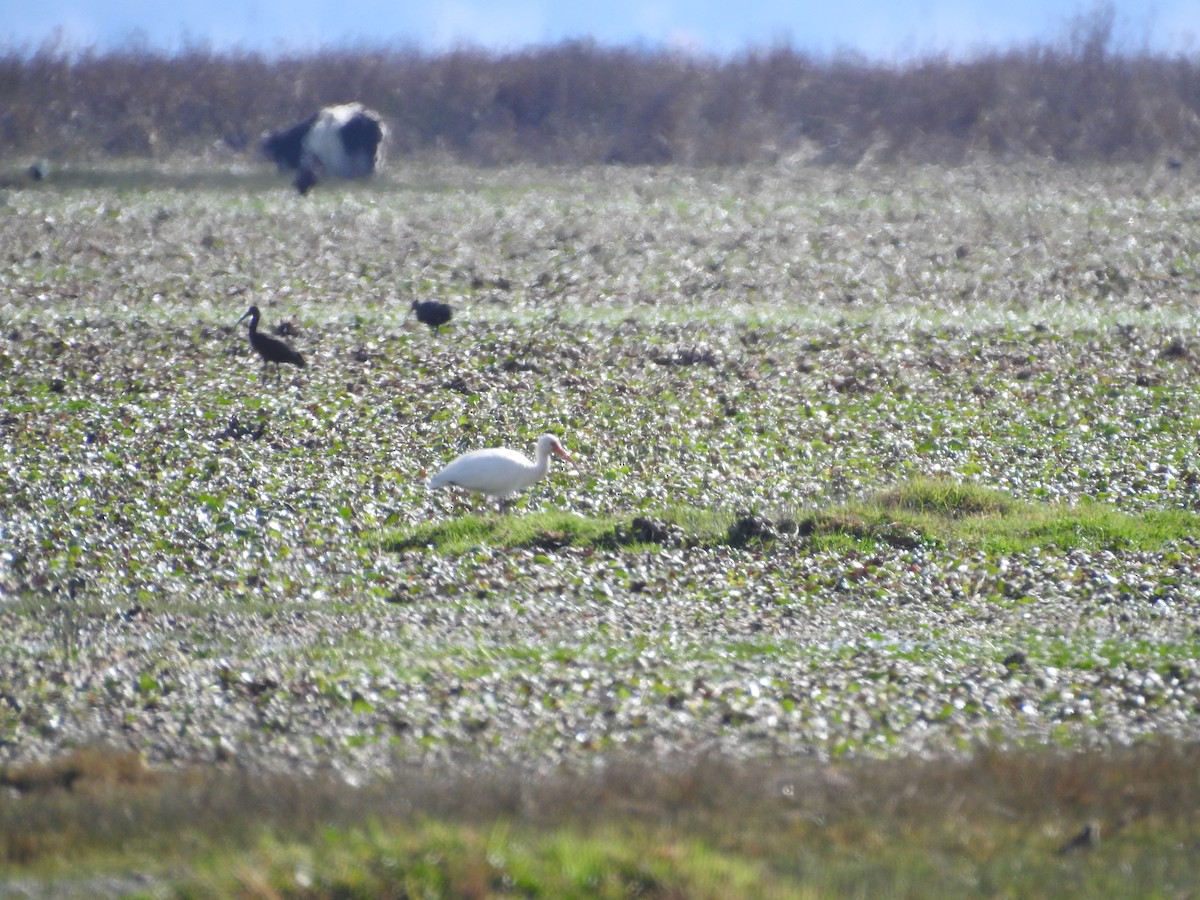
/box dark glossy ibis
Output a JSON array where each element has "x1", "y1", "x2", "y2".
[
  {"x1": 238, "y1": 306, "x2": 306, "y2": 380},
  {"x1": 411, "y1": 299, "x2": 453, "y2": 333}
]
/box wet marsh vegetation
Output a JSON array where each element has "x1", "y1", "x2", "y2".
[{"x1": 3, "y1": 158, "x2": 1200, "y2": 893}]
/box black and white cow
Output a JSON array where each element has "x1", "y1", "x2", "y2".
[{"x1": 261, "y1": 103, "x2": 387, "y2": 194}]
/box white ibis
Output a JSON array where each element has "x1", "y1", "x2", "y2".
[
  {"x1": 427, "y1": 434, "x2": 574, "y2": 512},
  {"x1": 411, "y1": 299, "x2": 453, "y2": 333},
  {"x1": 238, "y1": 305, "x2": 306, "y2": 380}
]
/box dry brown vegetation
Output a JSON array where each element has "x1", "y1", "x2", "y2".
[
  {"x1": 0, "y1": 741, "x2": 1197, "y2": 895},
  {"x1": 2, "y1": 7, "x2": 1199, "y2": 168}
]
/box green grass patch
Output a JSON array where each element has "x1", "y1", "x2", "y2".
[
  {"x1": 384, "y1": 510, "x2": 613, "y2": 554},
  {"x1": 179, "y1": 820, "x2": 780, "y2": 899},
  {"x1": 385, "y1": 479, "x2": 1200, "y2": 556},
  {"x1": 800, "y1": 477, "x2": 1200, "y2": 554},
  {"x1": 381, "y1": 507, "x2": 733, "y2": 555}
]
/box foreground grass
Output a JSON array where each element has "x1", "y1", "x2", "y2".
[
  {"x1": 2, "y1": 744, "x2": 1198, "y2": 897},
  {"x1": 386, "y1": 478, "x2": 1200, "y2": 556}
]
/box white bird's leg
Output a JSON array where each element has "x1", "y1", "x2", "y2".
[{"x1": 453, "y1": 490, "x2": 481, "y2": 516}]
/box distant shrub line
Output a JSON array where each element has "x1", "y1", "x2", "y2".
[{"x1": 2, "y1": 9, "x2": 1198, "y2": 166}]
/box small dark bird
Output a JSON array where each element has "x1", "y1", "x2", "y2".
[
  {"x1": 237, "y1": 305, "x2": 306, "y2": 380},
  {"x1": 411, "y1": 299, "x2": 453, "y2": 333},
  {"x1": 1056, "y1": 821, "x2": 1101, "y2": 855}
]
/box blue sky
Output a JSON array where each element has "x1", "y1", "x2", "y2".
[{"x1": 4, "y1": 1, "x2": 1199, "y2": 60}]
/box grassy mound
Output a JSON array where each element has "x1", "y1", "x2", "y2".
[
  {"x1": 804, "y1": 477, "x2": 1200, "y2": 554},
  {"x1": 382, "y1": 508, "x2": 728, "y2": 555},
  {"x1": 385, "y1": 478, "x2": 1200, "y2": 555}
]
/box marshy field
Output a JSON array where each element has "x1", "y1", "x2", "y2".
[{"x1": 2, "y1": 157, "x2": 1200, "y2": 895}]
